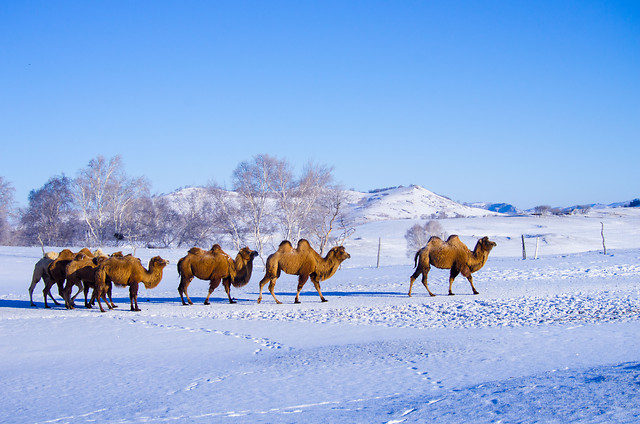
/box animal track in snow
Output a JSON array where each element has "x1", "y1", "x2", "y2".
[{"x1": 112, "y1": 316, "x2": 287, "y2": 353}]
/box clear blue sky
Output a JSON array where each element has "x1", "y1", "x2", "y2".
[{"x1": 1, "y1": 0, "x2": 638, "y2": 209}]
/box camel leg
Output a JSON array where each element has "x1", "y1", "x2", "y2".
[
  {"x1": 205, "y1": 278, "x2": 221, "y2": 305},
  {"x1": 421, "y1": 270, "x2": 436, "y2": 297},
  {"x1": 43, "y1": 280, "x2": 57, "y2": 308},
  {"x1": 408, "y1": 268, "x2": 421, "y2": 297},
  {"x1": 178, "y1": 278, "x2": 194, "y2": 305},
  {"x1": 107, "y1": 283, "x2": 117, "y2": 308},
  {"x1": 62, "y1": 281, "x2": 75, "y2": 310},
  {"x1": 70, "y1": 281, "x2": 83, "y2": 304},
  {"x1": 268, "y1": 278, "x2": 282, "y2": 305},
  {"x1": 223, "y1": 278, "x2": 236, "y2": 304},
  {"x1": 28, "y1": 268, "x2": 43, "y2": 307},
  {"x1": 96, "y1": 286, "x2": 107, "y2": 313},
  {"x1": 257, "y1": 275, "x2": 271, "y2": 304},
  {"x1": 130, "y1": 282, "x2": 140, "y2": 311},
  {"x1": 461, "y1": 266, "x2": 479, "y2": 295},
  {"x1": 294, "y1": 274, "x2": 310, "y2": 304},
  {"x1": 84, "y1": 284, "x2": 92, "y2": 308},
  {"x1": 448, "y1": 268, "x2": 460, "y2": 295},
  {"x1": 310, "y1": 276, "x2": 328, "y2": 303}
]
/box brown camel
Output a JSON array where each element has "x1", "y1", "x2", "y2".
[
  {"x1": 28, "y1": 251, "x2": 59, "y2": 307},
  {"x1": 177, "y1": 245, "x2": 258, "y2": 305},
  {"x1": 94, "y1": 255, "x2": 169, "y2": 312},
  {"x1": 409, "y1": 235, "x2": 496, "y2": 297},
  {"x1": 257, "y1": 239, "x2": 351, "y2": 304},
  {"x1": 63, "y1": 250, "x2": 123, "y2": 309},
  {"x1": 42, "y1": 248, "x2": 93, "y2": 308}
]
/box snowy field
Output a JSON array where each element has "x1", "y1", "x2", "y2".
[{"x1": 1, "y1": 210, "x2": 640, "y2": 423}]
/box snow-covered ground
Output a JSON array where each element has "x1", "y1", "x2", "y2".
[{"x1": 1, "y1": 210, "x2": 640, "y2": 423}]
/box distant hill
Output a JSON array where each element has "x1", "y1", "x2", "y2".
[
  {"x1": 465, "y1": 202, "x2": 520, "y2": 215},
  {"x1": 162, "y1": 185, "x2": 637, "y2": 223},
  {"x1": 345, "y1": 185, "x2": 497, "y2": 223}
]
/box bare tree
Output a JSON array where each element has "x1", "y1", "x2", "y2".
[
  {"x1": 232, "y1": 154, "x2": 279, "y2": 260},
  {"x1": 73, "y1": 155, "x2": 150, "y2": 246},
  {"x1": 0, "y1": 177, "x2": 15, "y2": 245},
  {"x1": 19, "y1": 175, "x2": 79, "y2": 246},
  {"x1": 175, "y1": 189, "x2": 218, "y2": 247},
  {"x1": 271, "y1": 160, "x2": 334, "y2": 243},
  {"x1": 141, "y1": 196, "x2": 182, "y2": 248},
  {"x1": 207, "y1": 184, "x2": 247, "y2": 250},
  {"x1": 309, "y1": 186, "x2": 353, "y2": 254},
  {"x1": 405, "y1": 220, "x2": 447, "y2": 257}
]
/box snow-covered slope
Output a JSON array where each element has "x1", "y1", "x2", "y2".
[
  {"x1": 3, "y1": 211, "x2": 640, "y2": 423},
  {"x1": 346, "y1": 185, "x2": 497, "y2": 223}
]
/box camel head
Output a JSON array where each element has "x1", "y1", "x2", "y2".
[
  {"x1": 148, "y1": 256, "x2": 170, "y2": 269},
  {"x1": 477, "y1": 236, "x2": 497, "y2": 253},
  {"x1": 328, "y1": 245, "x2": 351, "y2": 263},
  {"x1": 238, "y1": 247, "x2": 259, "y2": 262},
  {"x1": 142, "y1": 256, "x2": 169, "y2": 289}
]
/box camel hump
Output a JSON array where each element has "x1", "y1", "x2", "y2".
[
  {"x1": 188, "y1": 247, "x2": 205, "y2": 255},
  {"x1": 296, "y1": 239, "x2": 312, "y2": 250},
  {"x1": 78, "y1": 247, "x2": 93, "y2": 257},
  {"x1": 279, "y1": 240, "x2": 292, "y2": 248},
  {"x1": 44, "y1": 251, "x2": 58, "y2": 260},
  {"x1": 446, "y1": 235, "x2": 460, "y2": 243},
  {"x1": 211, "y1": 244, "x2": 223, "y2": 253}
]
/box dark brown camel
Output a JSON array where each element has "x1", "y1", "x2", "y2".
[
  {"x1": 177, "y1": 245, "x2": 258, "y2": 305},
  {"x1": 63, "y1": 251, "x2": 124, "y2": 309},
  {"x1": 257, "y1": 239, "x2": 351, "y2": 304},
  {"x1": 44, "y1": 248, "x2": 93, "y2": 308},
  {"x1": 409, "y1": 235, "x2": 496, "y2": 296}
]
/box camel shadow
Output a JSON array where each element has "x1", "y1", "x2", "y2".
[{"x1": 0, "y1": 299, "x2": 36, "y2": 309}]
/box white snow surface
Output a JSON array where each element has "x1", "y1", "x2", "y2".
[{"x1": 2, "y1": 209, "x2": 640, "y2": 423}]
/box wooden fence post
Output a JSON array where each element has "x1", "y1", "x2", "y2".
[
  {"x1": 601, "y1": 222, "x2": 607, "y2": 255},
  {"x1": 376, "y1": 237, "x2": 381, "y2": 268},
  {"x1": 521, "y1": 235, "x2": 527, "y2": 260}
]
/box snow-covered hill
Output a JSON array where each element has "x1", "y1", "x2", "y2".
[{"x1": 346, "y1": 185, "x2": 497, "y2": 223}]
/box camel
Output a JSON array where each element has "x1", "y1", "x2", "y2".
[
  {"x1": 408, "y1": 235, "x2": 496, "y2": 297},
  {"x1": 63, "y1": 250, "x2": 122, "y2": 309},
  {"x1": 94, "y1": 255, "x2": 169, "y2": 312},
  {"x1": 257, "y1": 239, "x2": 351, "y2": 304},
  {"x1": 28, "y1": 251, "x2": 59, "y2": 307},
  {"x1": 177, "y1": 245, "x2": 258, "y2": 305},
  {"x1": 41, "y1": 248, "x2": 93, "y2": 308}
]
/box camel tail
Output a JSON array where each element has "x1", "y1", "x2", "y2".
[
  {"x1": 176, "y1": 258, "x2": 184, "y2": 278},
  {"x1": 413, "y1": 249, "x2": 422, "y2": 269}
]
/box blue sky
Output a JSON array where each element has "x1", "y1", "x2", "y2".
[{"x1": 1, "y1": 0, "x2": 638, "y2": 209}]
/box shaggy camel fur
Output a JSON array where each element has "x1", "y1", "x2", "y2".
[
  {"x1": 28, "y1": 251, "x2": 59, "y2": 307},
  {"x1": 177, "y1": 245, "x2": 258, "y2": 305},
  {"x1": 63, "y1": 250, "x2": 122, "y2": 309},
  {"x1": 409, "y1": 235, "x2": 496, "y2": 297},
  {"x1": 257, "y1": 239, "x2": 351, "y2": 304},
  {"x1": 94, "y1": 255, "x2": 169, "y2": 312},
  {"x1": 42, "y1": 248, "x2": 93, "y2": 308}
]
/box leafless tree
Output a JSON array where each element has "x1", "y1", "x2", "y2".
[
  {"x1": 271, "y1": 160, "x2": 334, "y2": 243},
  {"x1": 0, "y1": 176, "x2": 15, "y2": 245},
  {"x1": 405, "y1": 220, "x2": 447, "y2": 257},
  {"x1": 19, "y1": 175, "x2": 79, "y2": 246},
  {"x1": 232, "y1": 154, "x2": 279, "y2": 260},
  {"x1": 174, "y1": 189, "x2": 218, "y2": 247},
  {"x1": 207, "y1": 183, "x2": 247, "y2": 250},
  {"x1": 309, "y1": 186, "x2": 354, "y2": 254},
  {"x1": 140, "y1": 196, "x2": 182, "y2": 248},
  {"x1": 73, "y1": 155, "x2": 150, "y2": 246}
]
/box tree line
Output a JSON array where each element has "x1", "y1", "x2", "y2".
[{"x1": 0, "y1": 154, "x2": 354, "y2": 260}]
